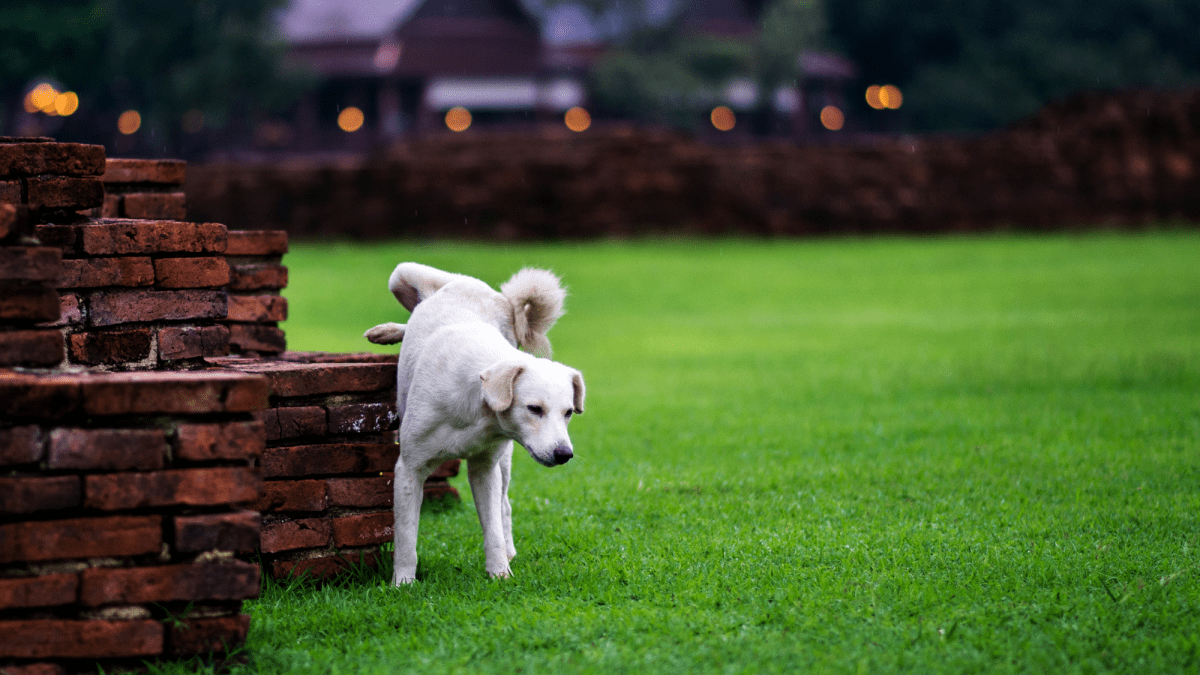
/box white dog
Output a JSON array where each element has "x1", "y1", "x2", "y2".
[{"x1": 364, "y1": 263, "x2": 585, "y2": 584}]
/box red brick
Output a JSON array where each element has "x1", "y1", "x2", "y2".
[
  {"x1": 0, "y1": 573, "x2": 78, "y2": 609},
  {"x1": 0, "y1": 179, "x2": 20, "y2": 203},
  {"x1": 0, "y1": 661, "x2": 67, "y2": 675},
  {"x1": 222, "y1": 360, "x2": 396, "y2": 397},
  {"x1": 44, "y1": 291, "x2": 82, "y2": 327},
  {"x1": 172, "y1": 511, "x2": 261, "y2": 553},
  {"x1": 0, "y1": 283, "x2": 62, "y2": 322},
  {"x1": 1, "y1": 203, "x2": 35, "y2": 243},
  {"x1": 154, "y1": 256, "x2": 229, "y2": 288},
  {"x1": 79, "y1": 560, "x2": 259, "y2": 606},
  {"x1": 0, "y1": 142, "x2": 106, "y2": 178},
  {"x1": 68, "y1": 327, "x2": 153, "y2": 365},
  {"x1": 0, "y1": 475, "x2": 81, "y2": 513},
  {"x1": 84, "y1": 466, "x2": 261, "y2": 510},
  {"x1": 25, "y1": 175, "x2": 103, "y2": 210},
  {"x1": 255, "y1": 479, "x2": 327, "y2": 513},
  {"x1": 103, "y1": 158, "x2": 185, "y2": 185},
  {"x1": 225, "y1": 230, "x2": 288, "y2": 256},
  {"x1": 327, "y1": 402, "x2": 398, "y2": 434},
  {"x1": 227, "y1": 323, "x2": 286, "y2": 353},
  {"x1": 227, "y1": 294, "x2": 287, "y2": 322},
  {"x1": 0, "y1": 425, "x2": 43, "y2": 464},
  {"x1": 30, "y1": 223, "x2": 75, "y2": 251},
  {"x1": 88, "y1": 289, "x2": 226, "y2": 326},
  {"x1": 260, "y1": 517, "x2": 330, "y2": 553},
  {"x1": 59, "y1": 256, "x2": 153, "y2": 288},
  {"x1": 0, "y1": 515, "x2": 162, "y2": 563},
  {"x1": 78, "y1": 370, "x2": 268, "y2": 415},
  {"x1": 0, "y1": 329, "x2": 64, "y2": 367},
  {"x1": 158, "y1": 324, "x2": 229, "y2": 360},
  {"x1": 0, "y1": 372, "x2": 81, "y2": 419},
  {"x1": 261, "y1": 443, "x2": 399, "y2": 478},
  {"x1": 326, "y1": 476, "x2": 392, "y2": 508},
  {"x1": 0, "y1": 246, "x2": 62, "y2": 282},
  {"x1": 269, "y1": 550, "x2": 380, "y2": 581},
  {"x1": 77, "y1": 219, "x2": 226, "y2": 255},
  {"x1": 255, "y1": 405, "x2": 326, "y2": 441},
  {"x1": 167, "y1": 614, "x2": 250, "y2": 657},
  {"x1": 122, "y1": 192, "x2": 187, "y2": 220},
  {"x1": 99, "y1": 192, "x2": 121, "y2": 217},
  {"x1": 423, "y1": 480, "x2": 461, "y2": 501},
  {"x1": 228, "y1": 263, "x2": 287, "y2": 291},
  {"x1": 47, "y1": 427, "x2": 167, "y2": 470},
  {"x1": 431, "y1": 459, "x2": 461, "y2": 479},
  {"x1": 0, "y1": 619, "x2": 162, "y2": 659},
  {"x1": 175, "y1": 420, "x2": 264, "y2": 461},
  {"x1": 332, "y1": 512, "x2": 393, "y2": 547}
]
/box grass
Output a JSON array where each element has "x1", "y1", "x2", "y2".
[{"x1": 178, "y1": 231, "x2": 1199, "y2": 673}]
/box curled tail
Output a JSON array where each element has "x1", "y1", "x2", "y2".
[{"x1": 500, "y1": 268, "x2": 566, "y2": 357}]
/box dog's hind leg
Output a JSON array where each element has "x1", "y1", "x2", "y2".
[
  {"x1": 499, "y1": 441, "x2": 516, "y2": 561},
  {"x1": 468, "y1": 452, "x2": 513, "y2": 579},
  {"x1": 391, "y1": 458, "x2": 425, "y2": 585},
  {"x1": 364, "y1": 322, "x2": 405, "y2": 345}
]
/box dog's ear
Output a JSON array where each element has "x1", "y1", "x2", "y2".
[
  {"x1": 388, "y1": 263, "x2": 468, "y2": 312},
  {"x1": 570, "y1": 369, "x2": 585, "y2": 414},
  {"x1": 480, "y1": 360, "x2": 525, "y2": 412}
]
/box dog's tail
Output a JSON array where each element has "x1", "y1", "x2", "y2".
[
  {"x1": 387, "y1": 262, "x2": 472, "y2": 312},
  {"x1": 500, "y1": 268, "x2": 566, "y2": 358}
]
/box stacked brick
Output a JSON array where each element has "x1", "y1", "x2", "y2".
[
  {"x1": 224, "y1": 230, "x2": 288, "y2": 356},
  {"x1": 0, "y1": 368, "x2": 268, "y2": 672},
  {"x1": 94, "y1": 158, "x2": 187, "y2": 221}
]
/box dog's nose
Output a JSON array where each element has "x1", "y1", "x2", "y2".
[{"x1": 552, "y1": 445, "x2": 573, "y2": 465}]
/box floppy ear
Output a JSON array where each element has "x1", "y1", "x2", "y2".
[
  {"x1": 480, "y1": 360, "x2": 525, "y2": 412},
  {"x1": 570, "y1": 369, "x2": 586, "y2": 414}
]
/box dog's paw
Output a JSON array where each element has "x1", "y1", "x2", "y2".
[
  {"x1": 487, "y1": 566, "x2": 513, "y2": 580},
  {"x1": 392, "y1": 573, "x2": 417, "y2": 586},
  {"x1": 365, "y1": 322, "x2": 406, "y2": 345}
]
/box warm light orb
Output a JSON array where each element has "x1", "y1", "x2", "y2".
[
  {"x1": 338, "y1": 106, "x2": 365, "y2": 132},
  {"x1": 820, "y1": 105, "x2": 845, "y2": 131},
  {"x1": 445, "y1": 106, "x2": 472, "y2": 132},
  {"x1": 881, "y1": 85, "x2": 903, "y2": 109},
  {"x1": 865, "y1": 85, "x2": 885, "y2": 110},
  {"x1": 564, "y1": 106, "x2": 591, "y2": 132},
  {"x1": 710, "y1": 105, "x2": 736, "y2": 131},
  {"x1": 29, "y1": 83, "x2": 59, "y2": 113},
  {"x1": 182, "y1": 109, "x2": 205, "y2": 133},
  {"x1": 54, "y1": 92, "x2": 79, "y2": 116},
  {"x1": 117, "y1": 110, "x2": 142, "y2": 135}
]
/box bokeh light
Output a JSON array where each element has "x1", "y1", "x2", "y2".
[
  {"x1": 117, "y1": 110, "x2": 142, "y2": 135},
  {"x1": 865, "y1": 85, "x2": 885, "y2": 110},
  {"x1": 338, "y1": 106, "x2": 365, "y2": 132},
  {"x1": 28, "y1": 83, "x2": 58, "y2": 113},
  {"x1": 182, "y1": 109, "x2": 205, "y2": 133},
  {"x1": 820, "y1": 105, "x2": 845, "y2": 131},
  {"x1": 710, "y1": 106, "x2": 736, "y2": 131},
  {"x1": 54, "y1": 92, "x2": 79, "y2": 116},
  {"x1": 445, "y1": 107, "x2": 472, "y2": 132},
  {"x1": 564, "y1": 106, "x2": 591, "y2": 132},
  {"x1": 881, "y1": 85, "x2": 903, "y2": 109}
]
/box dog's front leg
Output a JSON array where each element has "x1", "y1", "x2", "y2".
[
  {"x1": 392, "y1": 459, "x2": 424, "y2": 585},
  {"x1": 468, "y1": 454, "x2": 512, "y2": 579},
  {"x1": 499, "y1": 441, "x2": 516, "y2": 561}
]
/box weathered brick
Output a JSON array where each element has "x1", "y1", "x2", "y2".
[
  {"x1": 227, "y1": 323, "x2": 286, "y2": 353},
  {"x1": 102, "y1": 158, "x2": 185, "y2": 185},
  {"x1": 88, "y1": 289, "x2": 226, "y2": 326},
  {"x1": 328, "y1": 402, "x2": 398, "y2": 434},
  {"x1": 122, "y1": 192, "x2": 187, "y2": 220},
  {"x1": 0, "y1": 283, "x2": 61, "y2": 322},
  {"x1": 423, "y1": 480, "x2": 461, "y2": 502},
  {"x1": 228, "y1": 263, "x2": 288, "y2": 291},
  {"x1": 80, "y1": 560, "x2": 259, "y2": 606},
  {"x1": 221, "y1": 360, "x2": 395, "y2": 397},
  {"x1": 275, "y1": 405, "x2": 326, "y2": 439},
  {"x1": 166, "y1": 614, "x2": 250, "y2": 657},
  {"x1": 0, "y1": 619, "x2": 162, "y2": 659},
  {"x1": 0, "y1": 372, "x2": 80, "y2": 419},
  {"x1": 270, "y1": 550, "x2": 380, "y2": 581},
  {"x1": 154, "y1": 256, "x2": 229, "y2": 288},
  {"x1": 0, "y1": 141, "x2": 106, "y2": 178},
  {"x1": 0, "y1": 663, "x2": 67, "y2": 675},
  {"x1": 0, "y1": 515, "x2": 162, "y2": 563},
  {"x1": 78, "y1": 370, "x2": 268, "y2": 415},
  {"x1": 25, "y1": 175, "x2": 104, "y2": 210},
  {"x1": 59, "y1": 256, "x2": 153, "y2": 288},
  {"x1": 45, "y1": 291, "x2": 82, "y2": 326},
  {"x1": 30, "y1": 223, "x2": 76, "y2": 251},
  {"x1": 0, "y1": 329, "x2": 64, "y2": 367},
  {"x1": 255, "y1": 479, "x2": 327, "y2": 513},
  {"x1": 84, "y1": 466, "x2": 261, "y2": 510},
  {"x1": 47, "y1": 427, "x2": 167, "y2": 470},
  {"x1": 77, "y1": 219, "x2": 226, "y2": 255},
  {"x1": 226, "y1": 294, "x2": 287, "y2": 322},
  {"x1": 260, "y1": 517, "x2": 330, "y2": 553},
  {"x1": 0, "y1": 425, "x2": 43, "y2": 464},
  {"x1": 332, "y1": 512, "x2": 393, "y2": 547},
  {"x1": 326, "y1": 476, "x2": 392, "y2": 508},
  {"x1": 0, "y1": 179, "x2": 20, "y2": 203},
  {"x1": 172, "y1": 511, "x2": 261, "y2": 553},
  {"x1": 158, "y1": 324, "x2": 229, "y2": 360},
  {"x1": 260, "y1": 443, "x2": 399, "y2": 478},
  {"x1": 0, "y1": 246, "x2": 61, "y2": 282},
  {"x1": 99, "y1": 192, "x2": 121, "y2": 217},
  {"x1": 0, "y1": 475, "x2": 81, "y2": 513},
  {"x1": 0, "y1": 573, "x2": 78, "y2": 609},
  {"x1": 68, "y1": 327, "x2": 153, "y2": 365},
  {"x1": 175, "y1": 420, "x2": 264, "y2": 461},
  {"x1": 225, "y1": 230, "x2": 288, "y2": 256}
]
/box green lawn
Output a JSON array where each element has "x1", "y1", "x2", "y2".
[{"x1": 219, "y1": 231, "x2": 1200, "y2": 673}]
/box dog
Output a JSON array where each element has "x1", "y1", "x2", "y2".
[{"x1": 364, "y1": 263, "x2": 585, "y2": 584}]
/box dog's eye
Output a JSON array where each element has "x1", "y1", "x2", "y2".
[{"x1": 526, "y1": 405, "x2": 544, "y2": 416}]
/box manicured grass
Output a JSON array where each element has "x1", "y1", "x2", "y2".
[{"x1": 184, "y1": 231, "x2": 1199, "y2": 673}]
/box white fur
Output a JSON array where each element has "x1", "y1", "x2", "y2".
[{"x1": 367, "y1": 263, "x2": 584, "y2": 584}]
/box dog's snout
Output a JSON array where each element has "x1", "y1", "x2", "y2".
[{"x1": 552, "y1": 445, "x2": 573, "y2": 465}]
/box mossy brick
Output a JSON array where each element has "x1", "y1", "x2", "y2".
[
  {"x1": 59, "y1": 256, "x2": 153, "y2": 288},
  {"x1": 25, "y1": 176, "x2": 104, "y2": 210},
  {"x1": 227, "y1": 294, "x2": 288, "y2": 322},
  {"x1": 227, "y1": 323, "x2": 286, "y2": 353},
  {"x1": 37, "y1": 219, "x2": 226, "y2": 255},
  {"x1": 84, "y1": 466, "x2": 261, "y2": 510},
  {"x1": 0, "y1": 246, "x2": 62, "y2": 282},
  {"x1": 0, "y1": 573, "x2": 78, "y2": 609},
  {"x1": 88, "y1": 289, "x2": 226, "y2": 326},
  {"x1": 0, "y1": 515, "x2": 162, "y2": 563},
  {"x1": 332, "y1": 512, "x2": 393, "y2": 547},
  {"x1": 0, "y1": 425, "x2": 43, "y2": 464},
  {"x1": 102, "y1": 158, "x2": 185, "y2": 185},
  {"x1": 0, "y1": 142, "x2": 106, "y2": 178},
  {"x1": 0, "y1": 372, "x2": 81, "y2": 419},
  {"x1": 166, "y1": 614, "x2": 251, "y2": 657},
  {"x1": 77, "y1": 370, "x2": 268, "y2": 415},
  {"x1": 225, "y1": 230, "x2": 288, "y2": 256},
  {"x1": 269, "y1": 550, "x2": 380, "y2": 581},
  {"x1": 326, "y1": 476, "x2": 393, "y2": 508},
  {"x1": 256, "y1": 405, "x2": 326, "y2": 441},
  {"x1": 153, "y1": 256, "x2": 229, "y2": 288},
  {"x1": 228, "y1": 263, "x2": 288, "y2": 291},
  {"x1": 47, "y1": 427, "x2": 167, "y2": 470},
  {"x1": 220, "y1": 360, "x2": 395, "y2": 397},
  {"x1": 158, "y1": 324, "x2": 229, "y2": 360},
  {"x1": 80, "y1": 560, "x2": 259, "y2": 606},
  {"x1": 123, "y1": 192, "x2": 187, "y2": 220},
  {"x1": 0, "y1": 475, "x2": 81, "y2": 513},
  {"x1": 260, "y1": 443, "x2": 399, "y2": 478},
  {"x1": 327, "y1": 402, "x2": 398, "y2": 434},
  {"x1": 0, "y1": 329, "x2": 65, "y2": 367},
  {"x1": 255, "y1": 479, "x2": 328, "y2": 513},
  {"x1": 260, "y1": 517, "x2": 331, "y2": 553},
  {"x1": 0, "y1": 284, "x2": 65, "y2": 323},
  {"x1": 174, "y1": 420, "x2": 264, "y2": 461},
  {"x1": 68, "y1": 327, "x2": 154, "y2": 365},
  {"x1": 172, "y1": 511, "x2": 261, "y2": 553},
  {"x1": 0, "y1": 619, "x2": 162, "y2": 659}
]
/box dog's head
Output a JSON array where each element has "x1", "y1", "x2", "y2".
[{"x1": 480, "y1": 358, "x2": 585, "y2": 467}]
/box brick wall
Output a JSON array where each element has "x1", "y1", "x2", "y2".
[{"x1": 224, "y1": 230, "x2": 288, "y2": 356}]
